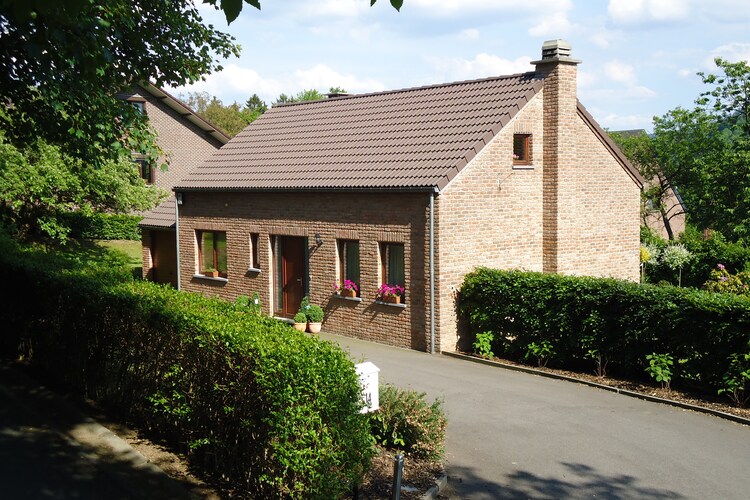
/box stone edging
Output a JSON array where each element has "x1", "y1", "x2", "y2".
[
  {"x1": 442, "y1": 351, "x2": 750, "y2": 427},
  {"x1": 422, "y1": 470, "x2": 448, "y2": 500}
]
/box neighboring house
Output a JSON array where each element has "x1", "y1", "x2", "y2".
[
  {"x1": 129, "y1": 83, "x2": 230, "y2": 287},
  {"x1": 170, "y1": 40, "x2": 643, "y2": 353},
  {"x1": 612, "y1": 129, "x2": 686, "y2": 240}
]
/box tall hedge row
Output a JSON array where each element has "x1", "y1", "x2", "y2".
[
  {"x1": 460, "y1": 267, "x2": 750, "y2": 392},
  {"x1": 0, "y1": 237, "x2": 372, "y2": 498},
  {"x1": 62, "y1": 211, "x2": 142, "y2": 240}
]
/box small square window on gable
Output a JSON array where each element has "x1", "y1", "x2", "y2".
[
  {"x1": 127, "y1": 96, "x2": 146, "y2": 114},
  {"x1": 513, "y1": 133, "x2": 532, "y2": 165}
]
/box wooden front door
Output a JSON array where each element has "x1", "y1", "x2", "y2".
[{"x1": 277, "y1": 236, "x2": 306, "y2": 317}]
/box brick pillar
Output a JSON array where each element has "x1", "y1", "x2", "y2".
[{"x1": 532, "y1": 40, "x2": 581, "y2": 274}]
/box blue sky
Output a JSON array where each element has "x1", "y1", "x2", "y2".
[{"x1": 171, "y1": 0, "x2": 750, "y2": 132}]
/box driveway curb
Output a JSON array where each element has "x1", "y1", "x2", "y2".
[
  {"x1": 422, "y1": 470, "x2": 448, "y2": 500},
  {"x1": 443, "y1": 351, "x2": 750, "y2": 427}
]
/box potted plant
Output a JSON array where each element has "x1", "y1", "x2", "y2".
[
  {"x1": 377, "y1": 284, "x2": 405, "y2": 304},
  {"x1": 292, "y1": 312, "x2": 307, "y2": 331},
  {"x1": 334, "y1": 279, "x2": 359, "y2": 298},
  {"x1": 306, "y1": 304, "x2": 324, "y2": 333},
  {"x1": 204, "y1": 266, "x2": 219, "y2": 278}
]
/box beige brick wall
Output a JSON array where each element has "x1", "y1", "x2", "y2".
[
  {"x1": 435, "y1": 95, "x2": 545, "y2": 352},
  {"x1": 121, "y1": 87, "x2": 224, "y2": 191},
  {"x1": 435, "y1": 85, "x2": 640, "y2": 352},
  {"x1": 177, "y1": 191, "x2": 433, "y2": 350}
]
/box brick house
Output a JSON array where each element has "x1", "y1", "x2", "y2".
[
  {"x1": 132, "y1": 83, "x2": 230, "y2": 287},
  {"x1": 170, "y1": 40, "x2": 643, "y2": 352}
]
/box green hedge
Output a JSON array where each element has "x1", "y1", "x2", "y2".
[
  {"x1": 0, "y1": 237, "x2": 372, "y2": 498},
  {"x1": 62, "y1": 211, "x2": 142, "y2": 240},
  {"x1": 459, "y1": 267, "x2": 750, "y2": 392}
]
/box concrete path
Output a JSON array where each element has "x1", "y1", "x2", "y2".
[
  {"x1": 321, "y1": 333, "x2": 750, "y2": 499},
  {"x1": 0, "y1": 360, "x2": 196, "y2": 500}
]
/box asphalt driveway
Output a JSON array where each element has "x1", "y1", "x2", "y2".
[{"x1": 321, "y1": 332, "x2": 750, "y2": 499}]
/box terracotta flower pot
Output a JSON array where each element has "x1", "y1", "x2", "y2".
[
  {"x1": 307, "y1": 322, "x2": 322, "y2": 333},
  {"x1": 341, "y1": 288, "x2": 357, "y2": 298},
  {"x1": 204, "y1": 270, "x2": 219, "y2": 278},
  {"x1": 383, "y1": 295, "x2": 401, "y2": 304},
  {"x1": 293, "y1": 322, "x2": 307, "y2": 332}
]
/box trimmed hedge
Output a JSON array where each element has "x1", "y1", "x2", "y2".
[
  {"x1": 0, "y1": 236, "x2": 372, "y2": 497},
  {"x1": 62, "y1": 211, "x2": 142, "y2": 240},
  {"x1": 460, "y1": 267, "x2": 750, "y2": 392}
]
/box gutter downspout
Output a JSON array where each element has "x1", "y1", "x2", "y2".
[
  {"x1": 174, "y1": 193, "x2": 181, "y2": 291},
  {"x1": 429, "y1": 189, "x2": 436, "y2": 354}
]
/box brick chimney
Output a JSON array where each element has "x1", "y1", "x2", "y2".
[{"x1": 532, "y1": 40, "x2": 581, "y2": 274}]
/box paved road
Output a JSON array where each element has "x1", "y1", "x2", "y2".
[{"x1": 322, "y1": 333, "x2": 750, "y2": 499}]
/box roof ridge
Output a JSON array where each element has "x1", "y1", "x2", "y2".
[{"x1": 274, "y1": 71, "x2": 541, "y2": 108}]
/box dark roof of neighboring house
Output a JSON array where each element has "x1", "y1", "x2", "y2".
[
  {"x1": 138, "y1": 83, "x2": 231, "y2": 145},
  {"x1": 139, "y1": 197, "x2": 176, "y2": 230},
  {"x1": 175, "y1": 73, "x2": 545, "y2": 192}
]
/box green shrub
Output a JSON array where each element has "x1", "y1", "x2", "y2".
[
  {"x1": 459, "y1": 267, "x2": 750, "y2": 393},
  {"x1": 62, "y1": 211, "x2": 142, "y2": 240},
  {"x1": 306, "y1": 305, "x2": 324, "y2": 323},
  {"x1": 293, "y1": 312, "x2": 308, "y2": 323},
  {"x1": 369, "y1": 385, "x2": 446, "y2": 461},
  {"x1": 645, "y1": 353, "x2": 674, "y2": 391},
  {"x1": 473, "y1": 331, "x2": 494, "y2": 359},
  {"x1": 0, "y1": 235, "x2": 373, "y2": 497}
]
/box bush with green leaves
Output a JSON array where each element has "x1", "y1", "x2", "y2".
[
  {"x1": 0, "y1": 235, "x2": 373, "y2": 497},
  {"x1": 645, "y1": 353, "x2": 674, "y2": 391},
  {"x1": 306, "y1": 304, "x2": 324, "y2": 323},
  {"x1": 644, "y1": 225, "x2": 750, "y2": 287},
  {"x1": 62, "y1": 211, "x2": 143, "y2": 240},
  {"x1": 718, "y1": 353, "x2": 750, "y2": 408},
  {"x1": 460, "y1": 267, "x2": 750, "y2": 393},
  {"x1": 703, "y1": 264, "x2": 750, "y2": 296},
  {"x1": 293, "y1": 312, "x2": 308, "y2": 323},
  {"x1": 369, "y1": 385, "x2": 447, "y2": 461},
  {"x1": 473, "y1": 331, "x2": 495, "y2": 359},
  {"x1": 524, "y1": 340, "x2": 555, "y2": 367}
]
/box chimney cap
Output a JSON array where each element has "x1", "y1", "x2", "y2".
[{"x1": 531, "y1": 39, "x2": 581, "y2": 66}]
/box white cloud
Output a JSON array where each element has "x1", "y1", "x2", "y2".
[
  {"x1": 297, "y1": 0, "x2": 370, "y2": 18},
  {"x1": 292, "y1": 64, "x2": 387, "y2": 94},
  {"x1": 168, "y1": 63, "x2": 386, "y2": 106},
  {"x1": 458, "y1": 28, "x2": 480, "y2": 41},
  {"x1": 529, "y1": 11, "x2": 576, "y2": 37},
  {"x1": 597, "y1": 111, "x2": 654, "y2": 130},
  {"x1": 608, "y1": 0, "x2": 689, "y2": 24},
  {"x1": 577, "y1": 70, "x2": 598, "y2": 88},
  {"x1": 707, "y1": 42, "x2": 750, "y2": 67},
  {"x1": 427, "y1": 54, "x2": 533, "y2": 81},
  {"x1": 409, "y1": 0, "x2": 571, "y2": 16},
  {"x1": 625, "y1": 85, "x2": 657, "y2": 98},
  {"x1": 604, "y1": 60, "x2": 637, "y2": 85}
]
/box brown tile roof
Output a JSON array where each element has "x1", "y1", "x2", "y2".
[
  {"x1": 139, "y1": 196, "x2": 176, "y2": 229},
  {"x1": 175, "y1": 73, "x2": 544, "y2": 192}
]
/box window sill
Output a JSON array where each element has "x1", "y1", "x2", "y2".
[
  {"x1": 512, "y1": 164, "x2": 535, "y2": 170},
  {"x1": 374, "y1": 300, "x2": 406, "y2": 309},
  {"x1": 334, "y1": 295, "x2": 362, "y2": 302},
  {"x1": 247, "y1": 267, "x2": 261, "y2": 274},
  {"x1": 193, "y1": 274, "x2": 228, "y2": 283}
]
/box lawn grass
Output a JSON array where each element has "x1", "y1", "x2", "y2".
[{"x1": 94, "y1": 239, "x2": 142, "y2": 269}]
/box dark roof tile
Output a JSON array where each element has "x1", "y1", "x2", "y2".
[{"x1": 176, "y1": 73, "x2": 544, "y2": 191}]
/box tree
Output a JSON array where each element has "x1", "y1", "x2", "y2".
[
  {"x1": 610, "y1": 130, "x2": 686, "y2": 240},
  {"x1": 203, "y1": 0, "x2": 403, "y2": 23},
  {"x1": 0, "y1": 0, "x2": 240, "y2": 165},
  {"x1": 274, "y1": 87, "x2": 348, "y2": 105},
  {"x1": 181, "y1": 91, "x2": 267, "y2": 137},
  {"x1": 0, "y1": 137, "x2": 166, "y2": 243},
  {"x1": 615, "y1": 58, "x2": 750, "y2": 242}
]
